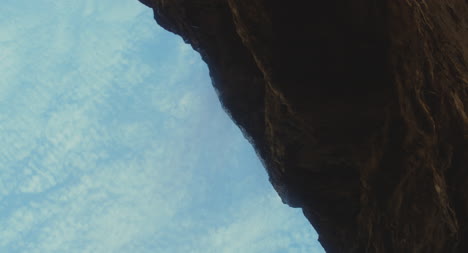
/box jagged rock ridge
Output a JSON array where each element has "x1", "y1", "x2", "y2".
[{"x1": 138, "y1": 0, "x2": 468, "y2": 252}]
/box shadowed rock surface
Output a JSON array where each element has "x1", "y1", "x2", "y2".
[{"x1": 138, "y1": 0, "x2": 468, "y2": 252}]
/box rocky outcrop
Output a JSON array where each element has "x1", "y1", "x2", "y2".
[{"x1": 138, "y1": 0, "x2": 468, "y2": 252}]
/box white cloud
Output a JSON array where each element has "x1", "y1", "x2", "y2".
[{"x1": 0, "y1": 0, "x2": 323, "y2": 252}]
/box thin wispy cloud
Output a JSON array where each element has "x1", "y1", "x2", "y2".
[{"x1": 0, "y1": 0, "x2": 324, "y2": 252}]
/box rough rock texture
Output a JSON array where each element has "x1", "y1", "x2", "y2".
[{"x1": 138, "y1": 0, "x2": 468, "y2": 252}]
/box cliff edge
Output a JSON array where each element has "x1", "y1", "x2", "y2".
[{"x1": 139, "y1": 0, "x2": 468, "y2": 252}]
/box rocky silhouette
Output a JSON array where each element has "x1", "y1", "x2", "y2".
[{"x1": 139, "y1": 1, "x2": 468, "y2": 252}]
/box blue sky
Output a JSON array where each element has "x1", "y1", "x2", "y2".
[{"x1": 0, "y1": 0, "x2": 325, "y2": 252}]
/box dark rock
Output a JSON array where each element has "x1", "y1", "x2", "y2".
[{"x1": 139, "y1": 0, "x2": 468, "y2": 252}]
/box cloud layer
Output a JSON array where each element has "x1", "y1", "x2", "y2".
[{"x1": 0, "y1": 0, "x2": 324, "y2": 252}]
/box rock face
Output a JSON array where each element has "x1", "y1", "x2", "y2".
[{"x1": 139, "y1": 0, "x2": 468, "y2": 252}]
